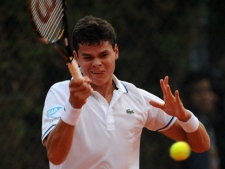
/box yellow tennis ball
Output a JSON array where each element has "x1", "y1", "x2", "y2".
[{"x1": 169, "y1": 141, "x2": 191, "y2": 161}]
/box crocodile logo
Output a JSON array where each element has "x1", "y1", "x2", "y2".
[{"x1": 126, "y1": 109, "x2": 134, "y2": 114}]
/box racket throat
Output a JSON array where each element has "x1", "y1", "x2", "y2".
[{"x1": 52, "y1": 43, "x2": 73, "y2": 63}]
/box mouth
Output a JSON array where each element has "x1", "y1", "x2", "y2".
[{"x1": 90, "y1": 70, "x2": 105, "y2": 74}]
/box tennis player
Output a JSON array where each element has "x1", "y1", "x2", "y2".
[{"x1": 42, "y1": 16, "x2": 210, "y2": 169}]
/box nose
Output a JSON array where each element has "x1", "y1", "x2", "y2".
[{"x1": 92, "y1": 58, "x2": 102, "y2": 67}]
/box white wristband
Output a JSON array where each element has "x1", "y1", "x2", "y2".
[
  {"x1": 178, "y1": 111, "x2": 199, "y2": 133},
  {"x1": 61, "y1": 101, "x2": 81, "y2": 126}
]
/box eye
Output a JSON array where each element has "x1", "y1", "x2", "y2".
[
  {"x1": 100, "y1": 53, "x2": 108, "y2": 58},
  {"x1": 83, "y1": 56, "x2": 93, "y2": 61}
]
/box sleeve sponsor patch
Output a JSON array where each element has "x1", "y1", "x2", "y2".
[{"x1": 46, "y1": 107, "x2": 62, "y2": 117}]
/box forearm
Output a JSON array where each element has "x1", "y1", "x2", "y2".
[
  {"x1": 177, "y1": 111, "x2": 210, "y2": 152},
  {"x1": 44, "y1": 119, "x2": 75, "y2": 165},
  {"x1": 184, "y1": 122, "x2": 210, "y2": 153},
  {"x1": 161, "y1": 119, "x2": 210, "y2": 153}
]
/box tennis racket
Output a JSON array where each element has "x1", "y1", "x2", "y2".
[{"x1": 28, "y1": 0, "x2": 82, "y2": 78}]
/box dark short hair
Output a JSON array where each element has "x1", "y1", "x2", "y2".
[{"x1": 72, "y1": 16, "x2": 116, "y2": 52}]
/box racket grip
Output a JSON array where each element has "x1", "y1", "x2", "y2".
[{"x1": 67, "y1": 59, "x2": 82, "y2": 79}]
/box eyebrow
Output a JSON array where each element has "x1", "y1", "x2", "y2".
[
  {"x1": 81, "y1": 50, "x2": 111, "y2": 57},
  {"x1": 81, "y1": 53, "x2": 92, "y2": 57}
]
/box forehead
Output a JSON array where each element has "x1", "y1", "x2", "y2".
[{"x1": 78, "y1": 41, "x2": 113, "y2": 54}]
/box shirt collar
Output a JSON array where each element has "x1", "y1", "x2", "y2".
[{"x1": 112, "y1": 75, "x2": 128, "y2": 93}]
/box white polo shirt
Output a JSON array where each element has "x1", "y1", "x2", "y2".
[{"x1": 42, "y1": 75, "x2": 176, "y2": 169}]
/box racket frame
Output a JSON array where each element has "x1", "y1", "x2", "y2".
[{"x1": 28, "y1": 0, "x2": 82, "y2": 78}]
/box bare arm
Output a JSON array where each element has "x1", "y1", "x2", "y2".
[
  {"x1": 43, "y1": 77, "x2": 93, "y2": 165},
  {"x1": 150, "y1": 76, "x2": 210, "y2": 152},
  {"x1": 161, "y1": 118, "x2": 210, "y2": 152},
  {"x1": 43, "y1": 120, "x2": 75, "y2": 165}
]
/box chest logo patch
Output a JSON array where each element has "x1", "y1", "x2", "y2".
[
  {"x1": 46, "y1": 107, "x2": 62, "y2": 117},
  {"x1": 126, "y1": 109, "x2": 134, "y2": 114}
]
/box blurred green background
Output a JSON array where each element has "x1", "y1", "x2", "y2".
[{"x1": 0, "y1": 0, "x2": 225, "y2": 168}]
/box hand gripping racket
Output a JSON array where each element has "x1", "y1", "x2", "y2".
[{"x1": 28, "y1": 0, "x2": 82, "y2": 78}]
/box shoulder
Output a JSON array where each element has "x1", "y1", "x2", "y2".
[
  {"x1": 114, "y1": 75, "x2": 163, "y2": 103},
  {"x1": 51, "y1": 80, "x2": 70, "y2": 88},
  {"x1": 120, "y1": 81, "x2": 163, "y2": 102},
  {"x1": 50, "y1": 80, "x2": 70, "y2": 91},
  {"x1": 46, "y1": 80, "x2": 70, "y2": 99}
]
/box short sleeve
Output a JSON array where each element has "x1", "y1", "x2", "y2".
[
  {"x1": 139, "y1": 88, "x2": 176, "y2": 131},
  {"x1": 41, "y1": 81, "x2": 70, "y2": 142}
]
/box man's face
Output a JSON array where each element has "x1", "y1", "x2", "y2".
[{"x1": 75, "y1": 41, "x2": 119, "y2": 86}]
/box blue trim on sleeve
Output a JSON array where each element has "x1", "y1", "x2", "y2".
[
  {"x1": 157, "y1": 116, "x2": 175, "y2": 132},
  {"x1": 42, "y1": 124, "x2": 56, "y2": 141}
]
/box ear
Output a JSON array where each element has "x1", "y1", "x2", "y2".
[
  {"x1": 114, "y1": 44, "x2": 119, "y2": 60},
  {"x1": 73, "y1": 50, "x2": 78, "y2": 60},
  {"x1": 73, "y1": 50, "x2": 80, "y2": 66}
]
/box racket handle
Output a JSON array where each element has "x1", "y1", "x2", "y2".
[{"x1": 67, "y1": 59, "x2": 82, "y2": 79}]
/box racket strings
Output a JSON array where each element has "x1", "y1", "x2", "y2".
[
  {"x1": 30, "y1": 0, "x2": 64, "y2": 42},
  {"x1": 33, "y1": 0, "x2": 63, "y2": 41}
]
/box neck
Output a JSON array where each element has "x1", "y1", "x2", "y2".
[{"x1": 92, "y1": 81, "x2": 116, "y2": 103}]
